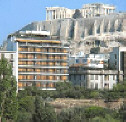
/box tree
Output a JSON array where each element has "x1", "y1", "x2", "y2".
[
  {"x1": 0, "y1": 57, "x2": 18, "y2": 121},
  {"x1": 72, "y1": 9, "x2": 83, "y2": 19},
  {"x1": 33, "y1": 96, "x2": 56, "y2": 122},
  {"x1": 55, "y1": 81, "x2": 74, "y2": 98},
  {"x1": 17, "y1": 96, "x2": 35, "y2": 122}
]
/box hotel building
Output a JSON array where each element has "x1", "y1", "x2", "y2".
[{"x1": 1, "y1": 31, "x2": 69, "y2": 90}]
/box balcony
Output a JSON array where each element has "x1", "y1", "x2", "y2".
[
  {"x1": 18, "y1": 65, "x2": 69, "y2": 69},
  {"x1": 18, "y1": 71, "x2": 69, "y2": 75},
  {"x1": 18, "y1": 51, "x2": 68, "y2": 55}
]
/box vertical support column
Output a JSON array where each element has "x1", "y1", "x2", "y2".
[
  {"x1": 57, "y1": 10, "x2": 59, "y2": 19},
  {"x1": 59, "y1": 11, "x2": 61, "y2": 19},
  {"x1": 47, "y1": 10, "x2": 49, "y2": 20},
  {"x1": 65, "y1": 10, "x2": 66, "y2": 18},
  {"x1": 51, "y1": 10, "x2": 53, "y2": 20},
  {"x1": 61, "y1": 11, "x2": 62, "y2": 19},
  {"x1": 55, "y1": 10, "x2": 56, "y2": 19},
  {"x1": 105, "y1": 8, "x2": 106, "y2": 15},
  {"x1": 61, "y1": 11, "x2": 63, "y2": 19}
]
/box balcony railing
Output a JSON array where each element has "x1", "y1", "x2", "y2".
[
  {"x1": 18, "y1": 65, "x2": 69, "y2": 69},
  {"x1": 18, "y1": 71, "x2": 69, "y2": 74}
]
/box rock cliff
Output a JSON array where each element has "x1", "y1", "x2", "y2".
[{"x1": 18, "y1": 13, "x2": 126, "y2": 55}]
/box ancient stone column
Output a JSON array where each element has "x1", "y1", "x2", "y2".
[
  {"x1": 52, "y1": 10, "x2": 54, "y2": 19},
  {"x1": 54, "y1": 10, "x2": 56, "y2": 19}
]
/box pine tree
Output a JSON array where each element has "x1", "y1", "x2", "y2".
[
  {"x1": 0, "y1": 57, "x2": 18, "y2": 122},
  {"x1": 33, "y1": 96, "x2": 56, "y2": 122}
]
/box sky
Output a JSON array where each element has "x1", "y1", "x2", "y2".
[{"x1": 0, "y1": 0, "x2": 125, "y2": 44}]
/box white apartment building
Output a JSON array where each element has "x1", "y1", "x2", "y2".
[{"x1": 1, "y1": 31, "x2": 69, "y2": 91}]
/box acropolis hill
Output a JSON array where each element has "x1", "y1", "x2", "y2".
[{"x1": 14, "y1": 13, "x2": 126, "y2": 55}]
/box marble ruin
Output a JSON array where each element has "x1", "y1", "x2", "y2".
[{"x1": 46, "y1": 3, "x2": 115, "y2": 20}]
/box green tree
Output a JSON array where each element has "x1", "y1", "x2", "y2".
[
  {"x1": 55, "y1": 81, "x2": 74, "y2": 98},
  {"x1": 72, "y1": 9, "x2": 83, "y2": 19},
  {"x1": 0, "y1": 57, "x2": 18, "y2": 121},
  {"x1": 33, "y1": 96, "x2": 56, "y2": 122},
  {"x1": 17, "y1": 96, "x2": 35, "y2": 122}
]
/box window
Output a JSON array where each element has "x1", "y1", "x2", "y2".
[
  {"x1": 83, "y1": 59, "x2": 87, "y2": 63},
  {"x1": 69, "y1": 75, "x2": 71, "y2": 81},
  {"x1": 105, "y1": 75, "x2": 109, "y2": 81},
  {"x1": 95, "y1": 83, "x2": 98, "y2": 90},
  {"x1": 91, "y1": 75, "x2": 94, "y2": 80},
  {"x1": 76, "y1": 59, "x2": 79, "y2": 63},
  {"x1": 90, "y1": 82, "x2": 94, "y2": 89},
  {"x1": 95, "y1": 75, "x2": 98, "y2": 80},
  {"x1": 104, "y1": 83, "x2": 109, "y2": 89},
  {"x1": 81, "y1": 75, "x2": 85, "y2": 80},
  {"x1": 115, "y1": 54, "x2": 117, "y2": 59},
  {"x1": 113, "y1": 75, "x2": 116, "y2": 80},
  {"x1": 80, "y1": 75, "x2": 81, "y2": 80},
  {"x1": 11, "y1": 54, "x2": 13, "y2": 59},
  {"x1": 115, "y1": 61, "x2": 117, "y2": 66}
]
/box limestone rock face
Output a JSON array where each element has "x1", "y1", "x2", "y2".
[{"x1": 19, "y1": 13, "x2": 126, "y2": 55}]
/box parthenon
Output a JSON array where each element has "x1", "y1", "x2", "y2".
[{"x1": 46, "y1": 3, "x2": 115, "y2": 20}]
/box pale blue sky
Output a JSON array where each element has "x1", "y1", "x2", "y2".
[{"x1": 0, "y1": 0, "x2": 125, "y2": 44}]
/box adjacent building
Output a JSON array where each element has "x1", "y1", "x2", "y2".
[
  {"x1": 109, "y1": 47, "x2": 126, "y2": 80},
  {"x1": 69, "y1": 53, "x2": 109, "y2": 69},
  {"x1": 69, "y1": 66, "x2": 123, "y2": 90},
  {"x1": 69, "y1": 52, "x2": 123, "y2": 90}
]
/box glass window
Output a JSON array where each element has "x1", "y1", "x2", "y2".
[
  {"x1": 95, "y1": 83, "x2": 98, "y2": 90},
  {"x1": 76, "y1": 59, "x2": 79, "y2": 63},
  {"x1": 115, "y1": 54, "x2": 117, "y2": 59},
  {"x1": 90, "y1": 82, "x2": 94, "y2": 89},
  {"x1": 83, "y1": 59, "x2": 87, "y2": 63},
  {"x1": 95, "y1": 75, "x2": 98, "y2": 80},
  {"x1": 91, "y1": 75, "x2": 94, "y2": 80},
  {"x1": 113, "y1": 75, "x2": 116, "y2": 80},
  {"x1": 105, "y1": 75, "x2": 109, "y2": 81}
]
